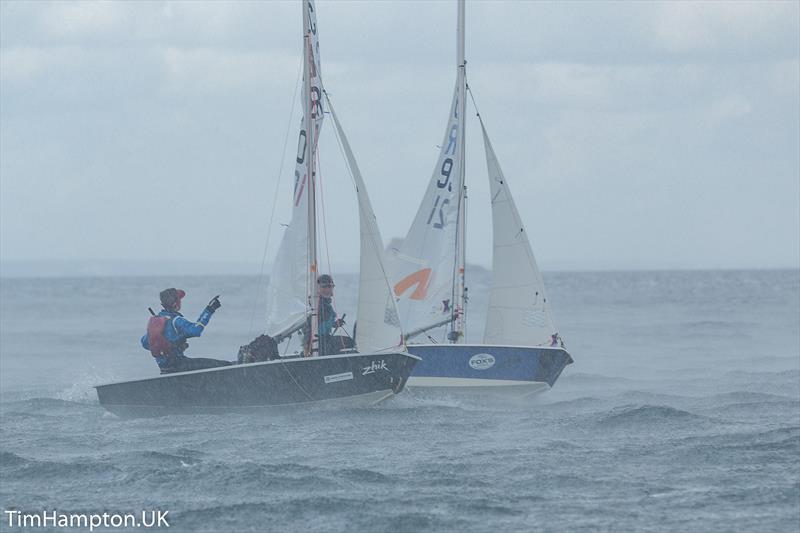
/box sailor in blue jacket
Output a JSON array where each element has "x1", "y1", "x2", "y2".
[
  {"x1": 317, "y1": 274, "x2": 338, "y2": 338},
  {"x1": 312, "y1": 274, "x2": 349, "y2": 355},
  {"x1": 141, "y1": 288, "x2": 232, "y2": 373}
]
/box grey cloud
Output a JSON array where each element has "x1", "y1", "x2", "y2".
[{"x1": 1, "y1": 0, "x2": 798, "y2": 272}]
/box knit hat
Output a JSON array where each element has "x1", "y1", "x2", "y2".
[{"x1": 159, "y1": 288, "x2": 186, "y2": 309}]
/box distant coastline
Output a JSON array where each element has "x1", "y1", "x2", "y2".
[{"x1": 1, "y1": 260, "x2": 797, "y2": 279}]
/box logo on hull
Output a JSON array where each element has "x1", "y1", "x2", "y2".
[
  {"x1": 469, "y1": 353, "x2": 495, "y2": 370},
  {"x1": 362, "y1": 360, "x2": 389, "y2": 375}
]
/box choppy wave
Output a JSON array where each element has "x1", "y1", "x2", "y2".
[
  {"x1": 598, "y1": 404, "x2": 710, "y2": 427},
  {"x1": 1, "y1": 270, "x2": 798, "y2": 532},
  {"x1": 725, "y1": 369, "x2": 800, "y2": 382},
  {"x1": 1, "y1": 454, "x2": 124, "y2": 480},
  {"x1": 706, "y1": 391, "x2": 796, "y2": 403},
  {"x1": 557, "y1": 372, "x2": 637, "y2": 385},
  {"x1": 1, "y1": 397, "x2": 89, "y2": 411},
  {"x1": 0, "y1": 451, "x2": 29, "y2": 468},
  {"x1": 674, "y1": 426, "x2": 800, "y2": 466},
  {"x1": 536, "y1": 396, "x2": 605, "y2": 410}
]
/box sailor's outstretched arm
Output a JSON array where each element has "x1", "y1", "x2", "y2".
[{"x1": 173, "y1": 308, "x2": 214, "y2": 338}]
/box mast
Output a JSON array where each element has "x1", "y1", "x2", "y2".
[
  {"x1": 451, "y1": 0, "x2": 467, "y2": 343},
  {"x1": 303, "y1": 2, "x2": 319, "y2": 356}
]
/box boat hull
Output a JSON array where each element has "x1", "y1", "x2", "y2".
[
  {"x1": 95, "y1": 351, "x2": 419, "y2": 417},
  {"x1": 406, "y1": 344, "x2": 572, "y2": 393}
]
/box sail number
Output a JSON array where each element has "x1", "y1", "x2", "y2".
[{"x1": 427, "y1": 124, "x2": 459, "y2": 230}]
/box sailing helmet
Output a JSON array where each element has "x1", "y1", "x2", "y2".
[{"x1": 160, "y1": 288, "x2": 186, "y2": 310}]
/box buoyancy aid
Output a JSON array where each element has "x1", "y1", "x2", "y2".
[{"x1": 147, "y1": 315, "x2": 172, "y2": 357}]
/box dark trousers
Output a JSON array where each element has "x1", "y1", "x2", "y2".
[
  {"x1": 160, "y1": 355, "x2": 232, "y2": 374},
  {"x1": 320, "y1": 335, "x2": 355, "y2": 356}
]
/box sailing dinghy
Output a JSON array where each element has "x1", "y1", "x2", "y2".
[
  {"x1": 388, "y1": 0, "x2": 572, "y2": 395},
  {"x1": 96, "y1": 0, "x2": 418, "y2": 416}
]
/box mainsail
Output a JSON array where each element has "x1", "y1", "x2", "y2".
[
  {"x1": 388, "y1": 80, "x2": 465, "y2": 338},
  {"x1": 327, "y1": 96, "x2": 404, "y2": 352},
  {"x1": 265, "y1": 0, "x2": 325, "y2": 336},
  {"x1": 480, "y1": 117, "x2": 558, "y2": 346},
  {"x1": 388, "y1": 2, "x2": 467, "y2": 340},
  {"x1": 265, "y1": 0, "x2": 402, "y2": 354}
]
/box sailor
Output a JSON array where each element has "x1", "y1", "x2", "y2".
[
  {"x1": 307, "y1": 274, "x2": 346, "y2": 355},
  {"x1": 141, "y1": 288, "x2": 232, "y2": 373},
  {"x1": 317, "y1": 274, "x2": 338, "y2": 338}
]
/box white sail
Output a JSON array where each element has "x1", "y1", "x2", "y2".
[
  {"x1": 388, "y1": 79, "x2": 465, "y2": 337},
  {"x1": 480, "y1": 117, "x2": 558, "y2": 346},
  {"x1": 265, "y1": 0, "x2": 325, "y2": 336},
  {"x1": 388, "y1": 1, "x2": 467, "y2": 341},
  {"x1": 326, "y1": 96, "x2": 404, "y2": 352}
]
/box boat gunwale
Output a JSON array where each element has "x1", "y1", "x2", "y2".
[{"x1": 407, "y1": 343, "x2": 570, "y2": 353}]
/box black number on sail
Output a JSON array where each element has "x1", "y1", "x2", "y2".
[
  {"x1": 426, "y1": 195, "x2": 452, "y2": 229},
  {"x1": 434, "y1": 199, "x2": 449, "y2": 229},
  {"x1": 310, "y1": 87, "x2": 323, "y2": 119},
  {"x1": 427, "y1": 196, "x2": 441, "y2": 225},
  {"x1": 438, "y1": 158, "x2": 453, "y2": 191}
]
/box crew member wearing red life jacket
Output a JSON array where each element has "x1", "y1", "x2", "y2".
[{"x1": 140, "y1": 288, "x2": 232, "y2": 373}]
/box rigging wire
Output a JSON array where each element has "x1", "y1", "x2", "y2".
[
  {"x1": 279, "y1": 360, "x2": 313, "y2": 401},
  {"x1": 466, "y1": 80, "x2": 482, "y2": 118},
  {"x1": 323, "y1": 92, "x2": 363, "y2": 339},
  {"x1": 247, "y1": 57, "x2": 304, "y2": 338},
  {"x1": 314, "y1": 139, "x2": 338, "y2": 316},
  {"x1": 315, "y1": 141, "x2": 334, "y2": 279}
]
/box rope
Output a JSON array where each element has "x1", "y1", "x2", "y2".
[
  {"x1": 313, "y1": 141, "x2": 339, "y2": 323},
  {"x1": 279, "y1": 359, "x2": 314, "y2": 401},
  {"x1": 466, "y1": 80, "x2": 482, "y2": 118},
  {"x1": 248, "y1": 57, "x2": 304, "y2": 338}
]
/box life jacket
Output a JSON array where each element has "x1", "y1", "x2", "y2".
[{"x1": 147, "y1": 315, "x2": 173, "y2": 357}]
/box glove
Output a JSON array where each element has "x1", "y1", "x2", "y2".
[
  {"x1": 334, "y1": 314, "x2": 346, "y2": 329},
  {"x1": 207, "y1": 295, "x2": 222, "y2": 312}
]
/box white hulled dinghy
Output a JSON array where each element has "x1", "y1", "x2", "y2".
[
  {"x1": 96, "y1": 0, "x2": 418, "y2": 416},
  {"x1": 387, "y1": 0, "x2": 571, "y2": 396}
]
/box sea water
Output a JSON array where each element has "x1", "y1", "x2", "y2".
[{"x1": 1, "y1": 270, "x2": 798, "y2": 532}]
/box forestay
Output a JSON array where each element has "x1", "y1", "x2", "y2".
[
  {"x1": 480, "y1": 117, "x2": 557, "y2": 346},
  {"x1": 388, "y1": 80, "x2": 465, "y2": 335},
  {"x1": 265, "y1": 0, "x2": 325, "y2": 336},
  {"x1": 327, "y1": 96, "x2": 404, "y2": 353}
]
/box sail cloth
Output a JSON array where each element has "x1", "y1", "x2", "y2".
[
  {"x1": 480, "y1": 117, "x2": 558, "y2": 346},
  {"x1": 265, "y1": 0, "x2": 326, "y2": 336},
  {"x1": 387, "y1": 80, "x2": 465, "y2": 335},
  {"x1": 326, "y1": 96, "x2": 404, "y2": 353}
]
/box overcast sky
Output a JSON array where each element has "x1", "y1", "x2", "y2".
[{"x1": 1, "y1": 0, "x2": 798, "y2": 274}]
